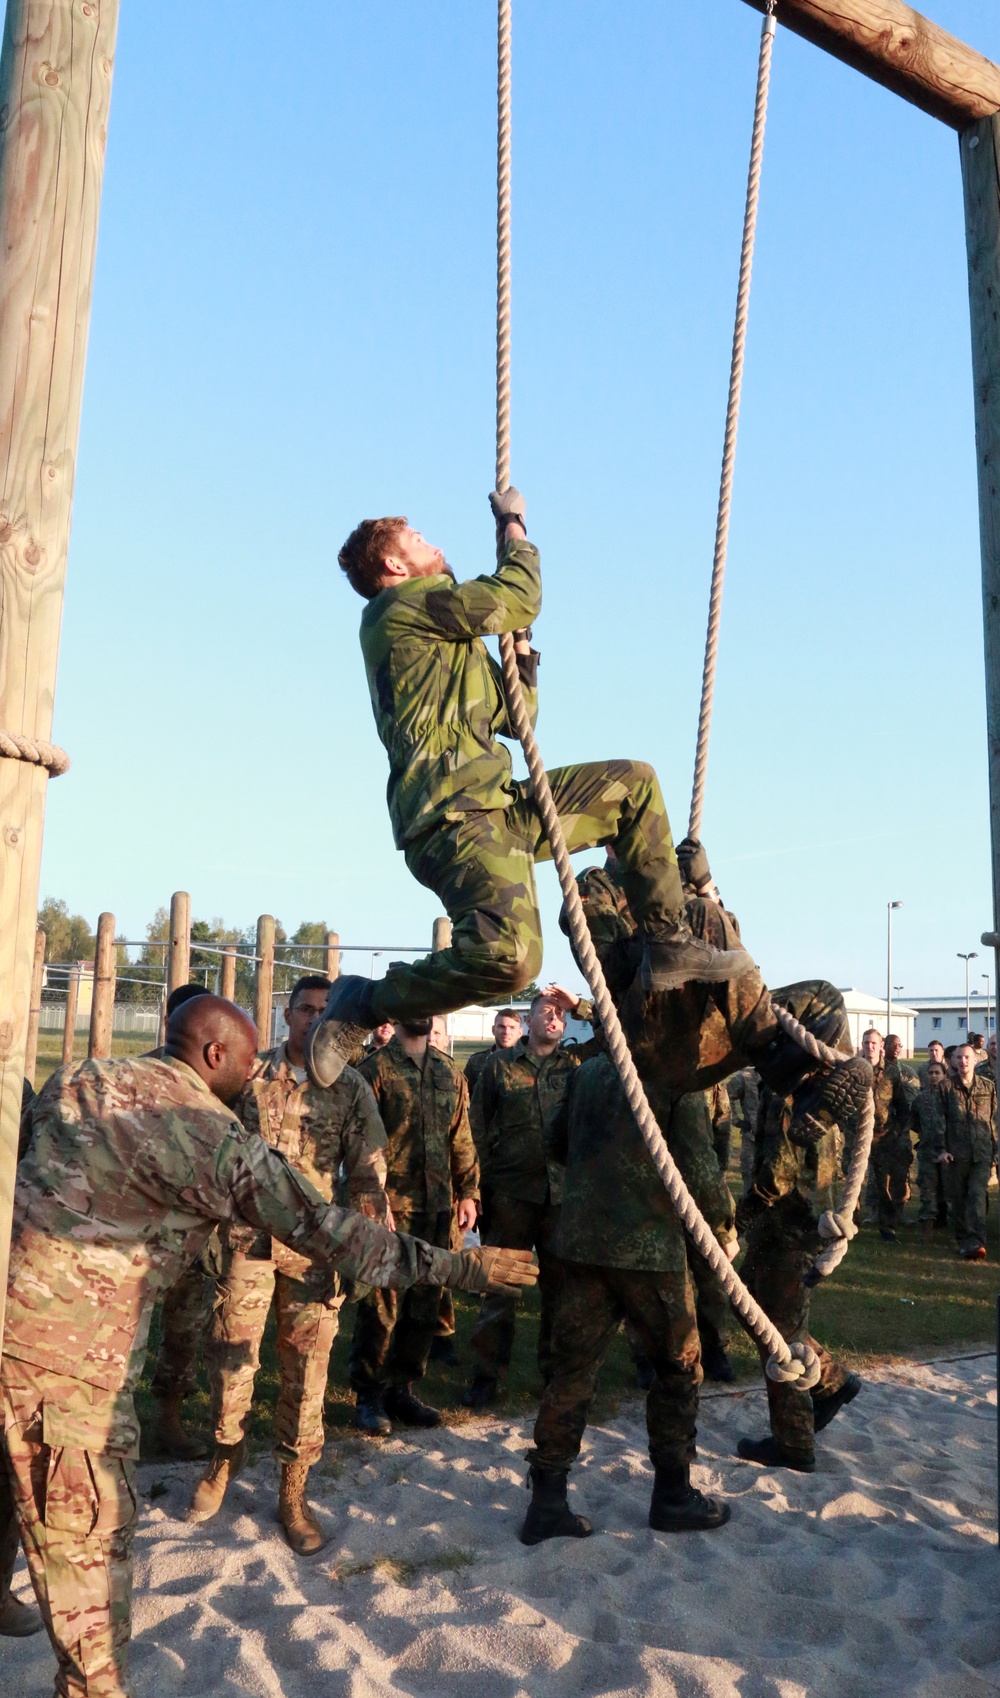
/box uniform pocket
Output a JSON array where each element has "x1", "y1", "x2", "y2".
[{"x1": 44, "y1": 1448, "x2": 137, "y2": 1536}]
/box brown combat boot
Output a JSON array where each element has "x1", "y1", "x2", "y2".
[
  {"x1": 279, "y1": 1463, "x2": 327, "y2": 1555},
  {"x1": 153, "y1": 1390, "x2": 209, "y2": 1461},
  {"x1": 0, "y1": 1593, "x2": 44, "y2": 1637},
  {"x1": 186, "y1": 1440, "x2": 246, "y2": 1523}
]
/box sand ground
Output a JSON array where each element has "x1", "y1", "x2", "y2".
[{"x1": 2, "y1": 1353, "x2": 997, "y2": 1698}]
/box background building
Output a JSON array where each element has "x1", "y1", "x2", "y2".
[{"x1": 909, "y1": 996, "x2": 995, "y2": 1052}]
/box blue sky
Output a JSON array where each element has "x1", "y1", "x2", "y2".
[{"x1": 40, "y1": 0, "x2": 1000, "y2": 1010}]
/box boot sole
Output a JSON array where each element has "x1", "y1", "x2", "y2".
[
  {"x1": 643, "y1": 951, "x2": 750, "y2": 992},
  {"x1": 649, "y1": 1503, "x2": 732, "y2": 1532},
  {"x1": 305, "y1": 1021, "x2": 354, "y2": 1089},
  {"x1": 519, "y1": 1520, "x2": 593, "y2": 1546}
]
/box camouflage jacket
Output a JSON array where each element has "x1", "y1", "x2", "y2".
[
  {"x1": 727, "y1": 1067, "x2": 759, "y2": 1134},
  {"x1": 464, "y1": 1043, "x2": 508, "y2": 1098},
  {"x1": 743, "y1": 1085, "x2": 843, "y2": 1218},
  {"x1": 230, "y1": 1045, "x2": 389, "y2": 1273},
  {"x1": 547, "y1": 1055, "x2": 709, "y2": 1272},
  {"x1": 708, "y1": 1080, "x2": 731, "y2": 1142},
  {"x1": 975, "y1": 1058, "x2": 995, "y2": 1083},
  {"x1": 871, "y1": 1060, "x2": 913, "y2": 1144},
  {"x1": 3, "y1": 1056, "x2": 456, "y2": 1401},
  {"x1": 357, "y1": 1036, "x2": 479, "y2": 1215},
  {"x1": 908, "y1": 1084, "x2": 945, "y2": 1151},
  {"x1": 941, "y1": 1073, "x2": 997, "y2": 1163},
  {"x1": 359, "y1": 537, "x2": 542, "y2": 847},
  {"x1": 470, "y1": 1035, "x2": 595, "y2": 1206}
]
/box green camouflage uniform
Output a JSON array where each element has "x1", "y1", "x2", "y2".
[
  {"x1": 708, "y1": 1079, "x2": 733, "y2": 1176},
  {"x1": 210, "y1": 1045, "x2": 389, "y2": 1465},
  {"x1": 349, "y1": 1037, "x2": 479, "y2": 1392},
  {"x1": 908, "y1": 1082, "x2": 947, "y2": 1225},
  {"x1": 358, "y1": 538, "x2": 685, "y2": 1020},
  {"x1": 868, "y1": 1060, "x2": 915, "y2": 1234},
  {"x1": 468, "y1": 1028, "x2": 595, "y2": 1384},
  {"x1": 728, "y1": 1066, "x2": 760, "y2": 1196},
  {"x1": 528, "y1": 1054, "x2": 710, "y2": 1474},
  {"x1": 941, "y1": 1073, "x2": 997, "y2": 1254},
  {"x1": 0, "y1": 1055, "x2": 460, "y2": 1698}
]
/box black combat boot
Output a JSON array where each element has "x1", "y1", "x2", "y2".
[
  {"x1": 354, "y1": 1389, "x2": 392, "y2": 1437},
  {"x1": 462, "y1": 1374, "x2": 499, "y2": 1410},
  {"x1": 305, "y1": 976, "x2": 378, "y2": 1088},
  {"x1": 737, "y1": 1434, "x2": 815, "y2": 1473},
  {"x1": 811, "y1": 1372, "x2": 862, "y2": 1434},
  {"x1": 700, "y1": 1342, "x2": 736, "y2": 1384},
  {"x1": 383, "y1": 1383, "x2": 442, "y2": 1428},
  {"x1": 786, "y1": 1055, "x2": 873, "y2": 1148},
  {"x1": 641, "y1": 924, "x2": 750, "y2": 992},
  {"x1": 429, "y1": 1336, "x2": 460, "y2": 1367},
  {"x1": 648, "y1": 1464, "x2": 731, "y2": 1532},
  {"x1": 519, "y1": 1467, "x2": 593, "y2": 1546}
]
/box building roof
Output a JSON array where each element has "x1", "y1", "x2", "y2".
[{"x1": 836, "y1": 988, "x2": 918, "y2": 1017}]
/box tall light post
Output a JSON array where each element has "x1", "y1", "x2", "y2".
[
  {"x1": 958, "y1": 952, "x2": 978, "y2": 1036},
  {"x1": 983, "y1": 972, "x2": 992, "y2": 1039},
  {"x1": 886, "y1": 901, "x2": 903, "y2": 1039}
]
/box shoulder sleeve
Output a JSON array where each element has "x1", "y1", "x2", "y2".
[
  {"x1": 395, "y1": 541, "x2": 541, "y2": 641},
  {"x1": 448, "y1": 1071, "x2": 480, "y2": 1202}
]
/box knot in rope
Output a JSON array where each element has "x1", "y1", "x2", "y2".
[
  {"x1": 766, "y1": 1341, "x2": 821, "y2": 1390},
  {"x1": 0, "y1": 729, "x2": 70, "y2": 776},
  {"x1": 817, "y1": 1208, "x2": 859, "y2": 1244}
]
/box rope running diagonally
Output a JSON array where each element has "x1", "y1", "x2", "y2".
[
  {"x1": 689, "y1": 0, "x2": 776, "y2": 843},
  {"x1": 492, "y1": 0, "x2": 816, "y2": 1387}
]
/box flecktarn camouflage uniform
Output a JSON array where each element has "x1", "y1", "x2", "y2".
[
  {"x1": 866, "y1": 1059, "x2": 916, "y2": 1234},
  {"x1": 941, "y1": 1073, "x2": 997, "y2": 1254},
  {"x1": 210, "y1": 1046, "x2": 389, "y2": 1465},
  {"x1": 349, "y1": 1038, "x2": 479, "y2": 1392},
  {"x1": 1, "y1": 1055, "x2": 459, "y2": 1697},
  {"x1": 908, "y1": 1081, "x2": 947, "y2": 1225},
  {"x1": 358, "y1": 538, "x2": 685, "y2": 1020}
]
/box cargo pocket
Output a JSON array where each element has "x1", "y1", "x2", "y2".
[{"x1": 43, "y1": 1447, "x2": 136, "y2": 1537}]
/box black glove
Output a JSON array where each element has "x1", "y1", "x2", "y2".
[
  {"x1": 676, "y1": 836, "x2": 713, "y2": 894},
  {"x1": 489, "y1": 486, "x2": 527, "y2": 540}
]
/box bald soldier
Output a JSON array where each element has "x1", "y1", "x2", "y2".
[{"x1": 0, "y1": 996, "x2": 536, "y2": 1698}]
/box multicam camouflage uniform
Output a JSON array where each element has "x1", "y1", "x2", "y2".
[
  {"x1": 209, "y1": 1046, "x2": 389, "y2": 1466},
  {"x1": 728, "y1": 1067, "x2": 760, "y2": 1196},
  {"x1": 908, "y1": 1082, "x2": 947, "y2": 1225},
  {"x1": 528, "y1": 1055, "x2": 708, "y2": 1474},
  {"x1": 0, "y1": 1055, "x2": 461, "y2": 1698},
  {"x1": 349, "y1": 1037, "x2": 479, "y2": 1392},
  {"x1": 468, "y1": 1027, "x2": 596, "y2": 1384},
  {"x1": 357, "y1": 537, "x2": 686, "y2": 1020},
  {"x1": 868, "y1": 1060, "x2": 915, "y2": 1235},
  {"x1": 941, "y1": 1073, "x2": 997, "y2": 1254}
]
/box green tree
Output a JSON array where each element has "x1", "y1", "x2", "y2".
[{"x1": 37, "y1": 897, "x2": 95, "y2": 965}]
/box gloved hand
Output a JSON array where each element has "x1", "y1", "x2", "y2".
[
  {"x1": 676, "y1": 836, "x2": 713, "y2": 894},
  {"x1": 489, "y1": 486, "x2": 527, "y2": 536},
  {"x1": 449, "y1": 1245, "x2": 538, "y2": 1296}
]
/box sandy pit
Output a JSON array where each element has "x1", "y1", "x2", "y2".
[{"x1": 2, "y1": 1353, "x2": 996, "y2": 1697}]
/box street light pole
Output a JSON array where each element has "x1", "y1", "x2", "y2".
[
  {"x1": 958, "y1": 951, "x2": 978, "y2": 1035},
  {"x1": 886, "y1": 901, "x2": 903, "y2": 1039},
  {"x1": 983, "y1": 972, "x2": 992, "y2": 1039}
]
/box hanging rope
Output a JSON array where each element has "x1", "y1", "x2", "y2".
[
  {"x1": 688, "y1": 1, "x2": 776, "y2": 842},
  {"x1": 492, "y1": 0, "x2": 815, "y2": 1388}
]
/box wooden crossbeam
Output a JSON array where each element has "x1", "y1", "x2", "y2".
[{"x1": 740, "y1": 1, "x2": 1000, "y2": 129}]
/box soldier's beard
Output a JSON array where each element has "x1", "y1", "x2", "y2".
[{"x1": 399, "y1": 1017, "x2": 433, "y2": 1037}]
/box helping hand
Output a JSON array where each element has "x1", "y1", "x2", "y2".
[{"x1": 449, "y1": 1246, "x2": 539, "y2": 1296}]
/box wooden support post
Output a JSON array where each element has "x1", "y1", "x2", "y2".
[
  {"x1": 432, "y1": 917, "x2": 453, "y2": 953},
  {"x1": 221, "y1": 945, "x2": 237, "y2": 1002},
  {"x1": 61, "y1": 964, "x2": 81, "y2": 1069},
  {"x1": 255, "y1": 916, "x2": 275, "y2": 1049},
  {"x1": 88, "y1": 913, "x2": 117, "y2": 1061},
  {"x1": 962, "y1": 116, "x2": 1000, "y2": 1067},
  {"x1": 0, "y1": 0, "x2": 119, "y2": 1349},
  {"x1": 325, "y1": 930, "x2": 341, "y2": 981},
  {"x1": 167, "y1": 891, "x2": 191, "y2": 997},
  {"x1": 740, "y1": 2, "x2": 1000, "y2": 129},
  {"x1": 23, "y1": 929, "x2": 46, "y2": 1087}
]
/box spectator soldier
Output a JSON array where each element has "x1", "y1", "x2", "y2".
[{"x1": 939, "y1": 1042, "x2": 997, "y2": 1261}]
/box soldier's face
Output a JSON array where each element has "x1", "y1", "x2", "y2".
[
  {"x1": 429, "y1": 1016, "x2": 448, "y2": 1049},
  {"x1": 388, "y1": 527, "x2": 449, "y2": 579},
  {"x1": 989, "y1": 1036, "x2": 997, "y2": 1063},
  {"x1": 927, "y1": 1064, "x2": 945, "y2": 1087},
  {"x1": 208, "y1": 1028, "x2": 258, "y2": 1103},
  {"x1": 861, "y1": 1032, "x2": 883, "y2": 1063},
  {"x1": 885, "y1": 1037, "x2": 901, "y2": 1060},
  {"x1": 285, "y1": 988, "x2": 330, "y2": 1055},
  {"x1": 929, "y1": 1043, "x2": 944, "y2": 1063},
  {"x1": 493, "y1": 1014, "x2": 522, "y2": 1048},
  {"x1": 529, "y1": 998, "x2": 566, "y2": 1045},
  {"x1": 954, "y1": 1045, "x2": 976, "y2": 1086}
]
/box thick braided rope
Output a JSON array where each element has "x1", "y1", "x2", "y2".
[
  {"x1": 689, "y1": 3, "x2": 776, "y2": 840},
  {"x1": 0, "y1": 730, "x2": 70, "y2": 776},
  {"x1": 494, "y1": 0, "x2": 816, "y2": 1385},
  {"x1": 770, "y1": 1003, "x2": 876, "y2": 1277}
]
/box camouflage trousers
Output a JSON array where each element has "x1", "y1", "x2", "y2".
[
  {"x1": 739, "y1": 1195, "x2": 849, "y2": 1462},
  {"x1": 916, "y1": 1140, "x2": 948, "y2": 1225},
  {"x1": 210, "y1": 1249, "x2": 344, "y2": 1466},
  {"x1": 1, "y1": 1362, "x2": 138, "y2": 1698},
  {"x1": 373, "y1": 761, "x2": 683, "y2": 1021},
  {"x1": 870, "y1": 1132, "x2": 912, "y2": 1234},
  {"x1": 350, "y1": 1209, "x2": 453, "y2": 1391},
  {"x1": 469, "y1": 1194, "x2": 565, "y2": 1383},
  {"x1": 435, "y1": 1214, "x2": 466, "y2": 1341},
  {"x1": 738, "y1": 1124, "x2": 756, "y2": 1197},
  {"x1": 150, "y1": 1234, "x2": 220, "y2": 1400},
  {"x1": 529, "y1": 1261, "x2": 702, "y2": 1473},
  {"x1": 946, "y1": 1153, "x2": 992, "y2": 1254},
  {"x1": 626, "y1": 1247, "x2": 731, "y2": 1378}
]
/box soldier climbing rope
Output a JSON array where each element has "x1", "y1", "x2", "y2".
[{"x1": 491, "y1": 0, "x2": 875, "y2": 1387}]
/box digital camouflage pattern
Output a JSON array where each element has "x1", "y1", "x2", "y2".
[
  {"x1": 908, "y1": 1083, "x2": 947, "y2": 1224},
  {"x1": 941, "y1": 1073, "x2": 997, "y2": 1253},
  {"x1": 357, "y1": 1035, "x2": 478, "y2": 1216},
  {"x1": 150, "y1": 1255, "x2": 217, "y2": 1400},
  {"x1": 1, "y1": 1055, "x2": 458, "y2": 1697},
  {"x1": 209, "y1": 1045, "x2": 391, "y2": 1465}
]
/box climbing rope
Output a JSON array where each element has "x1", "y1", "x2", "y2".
[
  {"x1": 689, "y1": 0, "x2": 776, "y2": 842},
  {"x1": 0, "y1": 730, "x2": 70, "y2": 776},
  {"x1": 492, "y1": 0, "x2": 816, "y2": 1389}
]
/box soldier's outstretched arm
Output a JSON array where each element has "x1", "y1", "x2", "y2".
[
  {"x1": 223, "y1": 1128, "x2": 536, "y2": 1297},
  {"x1": 387, "y1": 534, "x2": 541, "y2": 643}
]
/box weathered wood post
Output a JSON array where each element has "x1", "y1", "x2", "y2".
[
  {"x1": 325, "y1": 929, "x2": 340, "y2": 981},
  {"x1": 167, "y1": 890, "x2": 191, "y2": 997},
  {"x1": 0, "y1": 1, "x2": 119, "y2": 1345},
  {"x1": 255, "y1": 915, "x2": 275, "y2": 1049},
  {"x1": 88, "y1": 912, "x2": 117, "y2": 1061},
  {"x1": 432, "y1": 917, "x2": 452, "y2": 953},
  {"x1": 61, "y1": 962, "x2": 81, "y2": 1068},
  {"x1": 23, "y1": 928, "x2": 46, "y2": 1086},
  {"x1": 962, "y1": 115, "x2": 1000, "y2": 1047},
  {"x1": 221, "y1": 945, "x2": 237, "y2": 1002}
]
